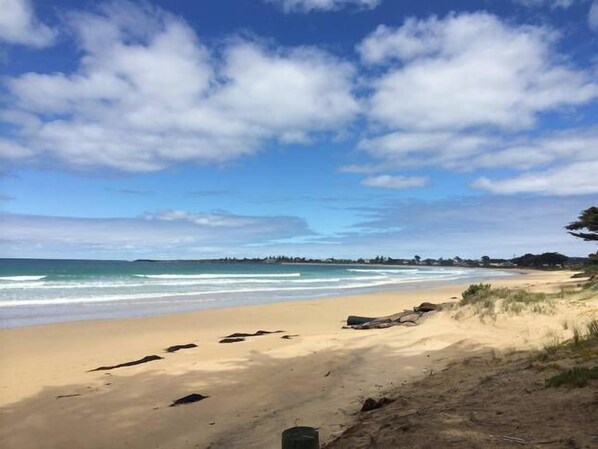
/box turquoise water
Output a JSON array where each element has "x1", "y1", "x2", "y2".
[{"x1": 0, "y1": 258, "x2": 515, "y2": 327}]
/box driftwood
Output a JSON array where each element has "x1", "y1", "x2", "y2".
[
  {"x1": 413, "y1": 302, "x2": 438, "y2": 313},
  {"x1": 344, "y1": 302, "x2": 440, "y2": 330},
  {"x1": 347, "y1": 316, "x2": 376, "y2": 326}
]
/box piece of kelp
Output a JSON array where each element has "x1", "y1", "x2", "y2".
[
  {"x1": 56, "y1": 394, "x2": 81, "y2": 399},
  {"x1": 219, "y1": 337, "x2": 245, "y2": 343},
  {"x1": 170, "y1": 393, "x2": 209, "y2": 407},
  {"x1": 165, "y1": 343, "x2": 198, "y2": 353},
  {"x1": 223, "y1": 330, "x2": 284, "y2": 338},
  {"x1": 89, "y1": 355, "x2": 164, "y2": 371}
]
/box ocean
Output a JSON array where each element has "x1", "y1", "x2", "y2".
[{"x1": 0, "y1": 258, "x2": 516, "y2": 328}]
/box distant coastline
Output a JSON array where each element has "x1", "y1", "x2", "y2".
[{"x1": 131, "y1": 251, "x2": 584, "y2": 270}]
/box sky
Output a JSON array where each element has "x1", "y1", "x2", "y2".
[{"x1": 0, "y1": 0, "x2": 597, "y2": 260}]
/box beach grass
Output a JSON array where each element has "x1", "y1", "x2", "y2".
[
  {"x1": 454, "y1": 282, "x2": 555, "y2": 318},
  {"x1": 545, "y1": 366, "x2": 598, "y2": 388}
]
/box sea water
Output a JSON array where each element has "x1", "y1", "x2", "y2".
[{"x1": 0, "y1": 258, "x2": 515, "y2": 327}]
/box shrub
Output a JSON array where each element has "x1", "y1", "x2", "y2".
[
  {"x1": 461, "y1": 283, "x2": 492, "y2": 304},
  {"x1": 458, "y1": 283, "x2": 555, "y2": 316}
]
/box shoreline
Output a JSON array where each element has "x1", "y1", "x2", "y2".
[
  {"x1": 0, "y1": 266, "x2": 523, "y2": 329},
  {"x1": 0, "y1": 269, "x2": 587, "y2": 449}
]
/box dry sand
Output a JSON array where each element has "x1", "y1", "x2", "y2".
[{"x1": 0, "y1": 270, "x2": 593, "y2": 449}]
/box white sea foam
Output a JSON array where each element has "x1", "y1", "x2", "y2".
[
  {"x1": 133, "y1": 273, "x2": 301, "y2": 279},
  {"x1": 0, "y1": 275, "x2": 46, "y2": 281},
  {"x1": 0, "y1": 276, "x2": 385, "y2": 290},
  {"x1": 346, "y1": 268, "x2": 419, "y2": 274},
  {"x1": 0, "y1": 265, "x2": 515, "y2": 316},
  {"x1": 0, "y1": 275, "x2": 465, "y2": 307}
]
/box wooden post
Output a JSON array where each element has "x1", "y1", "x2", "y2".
[{"x1": 281, "y1": 426, "x2": 320, "y2": 449}]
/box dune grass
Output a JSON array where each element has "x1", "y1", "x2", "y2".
[
  {"x1": 538, "y1": 319, "x2": 598, "y2": 362},
  {"x1": 456, "y1": 283, "x2": 555, "y2": 318},
  {"x1": 545, "y1": 366, "x2": 598, "y2": 388}
]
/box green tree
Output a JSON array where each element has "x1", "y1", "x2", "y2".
[{"x1": 566, "y1": 207, "x2": 598, "y2": 241}]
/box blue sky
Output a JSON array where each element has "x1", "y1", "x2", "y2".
[{"x1": 0, "y1": 0, "x2": 597, "y2": 260}]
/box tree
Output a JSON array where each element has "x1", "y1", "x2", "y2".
[
  {"x1": 566, "y1": 207, "x2": 598, "y2": 241},
  {"x1": 512, "y1": 252, "x2": 568, "y2": 268}
]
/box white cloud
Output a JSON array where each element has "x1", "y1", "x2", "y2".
[
  {"x1": 359, "y1": 13, "x2": 596, "y2": 131},
  {"x1": 266, "y1": 0, "x2": 380, "y2": 13},
  {"x1": 352, "y1": 12, "x2": 598, "y2": 195},
  {"x1": 472, "y1": 161, "x2": 598, "y2": 195},
  {"x1": 357, "y1": 131, "x2": 494, "y2": 169},
  {"x1": 355, "y1": 127, "x2": 598, "y2": 172},
  {"x1": 0, "y1": 0, "x2": 56, "y2": 47},
  {"x1": 590, "y1": 1, "x2": 598, "y2": 30},
  {"x1": 143, "y1": 210, "x2": 281, "y2": 229},
  {"x1": 362, "y1": 174, "x2": 429, "y2": 189},
  {"x1": 352, "y1": 127, "x2": 598, "y2": 194},
  {"x1": 3, "y1": 2, "x2": 358, "y2": 172},
  {"x1": 0, "y1": 210, "x2": 314, "y2": 259},
  {"x1": 470, "y1": 128, "x2": 598, "y2": 170},
  {"x1": 0, "y1": 138, "x2": 35, "y2": 159},
  {"x1": 263, "y1": 196, "x2": 595, "y2": 258},
  {"x1": 512, "y1": 0, "x2": 576, "y2": 8}
]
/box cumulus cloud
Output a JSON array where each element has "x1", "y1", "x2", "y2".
[
  {"x1": 353, "y1": 12, "x2": 597, "y2": 194},
  {"x1": 357, "y1": 131, "x2": 494, "y2": 169},
  {"x1": 472, "y1": 161, "x2": 598, "y2": 195},
  {"x1": 265, "y1": 0, "x2": 380, "y2": 13},
  {"x1": 362, "y1": 174, "x2": 429, "y2": 189},
  {"x1": 352, "y1": 127, "x2": 598, "y2": 195},
  {"x1": 0, "y1": 138, "x2": 35, "y2": 159},
  {"x1": 358, "y1": 13, "x2": 596, "y2": 131},
  {"x1": 0, "y1": 0, "x2": 56, "y2": 47},
  {"x1": 355, "y1": 127, "x2": 598, "y2": 172},
  {"x1": 3, "y1": 2, "x2": 358, "y2": 172},
  {"x1": 0, "y1": 210, "x2": 314, "y2": 259}
]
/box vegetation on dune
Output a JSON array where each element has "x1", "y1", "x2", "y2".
[
  {"x1": 456, "y1": 283, "x2": 554, "y2": 317},
  {"x1": 587, "y1": 319, "x2": 598, "y2": 339},
  {"x1": 534, "y1": 318, "x2": 598, "y2": 390},
  {"x1": 539, "y1": 319, "x2": 598, "y2": 361},
  {"x1": 545, "y1": 366, "x2": 598, "y2": 388}
]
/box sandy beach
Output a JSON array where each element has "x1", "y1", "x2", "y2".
[{"x1": 0, "y1": 269, "x2": 594, "y2": 449}]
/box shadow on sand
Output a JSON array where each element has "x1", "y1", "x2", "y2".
[{"x1": 0, "y1": 338, "x2": 487, "y2": 449}]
